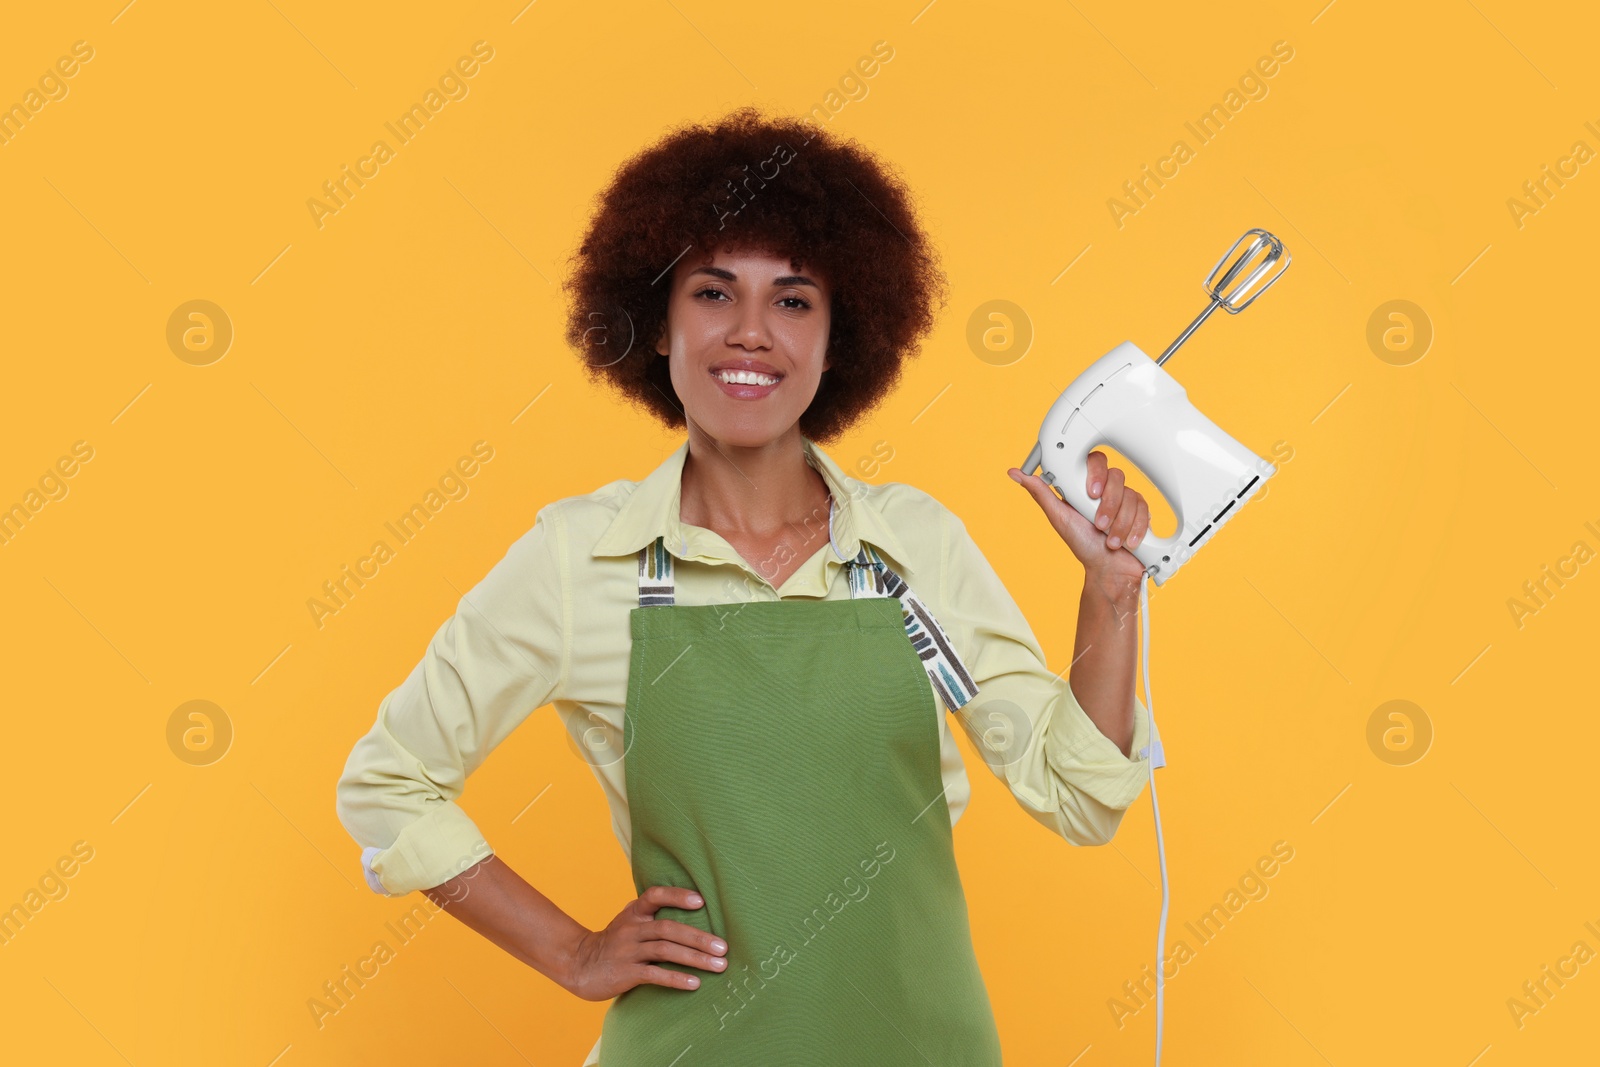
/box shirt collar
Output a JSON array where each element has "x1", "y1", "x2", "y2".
[{"x1": 589, "y1": 436, "x2": 909, "y2": 568}]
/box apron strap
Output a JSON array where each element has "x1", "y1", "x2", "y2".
[
  {"x1": 635, "y1": 535, "x2": 980, "y2": 711},
  {"x1": 846, "y1": 542, "x2": 980, "y2": 712},
  {"x1": 637, "y1": 535, "x2": 676, "y2": 606}
]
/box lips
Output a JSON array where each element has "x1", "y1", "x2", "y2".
[
  {"x1": 711, "y1": 374, "x2": 781, "y2": 399},
  {"x1": 708, "y1": 359, "x2": 784, "y2": 399},
  {"x1": 709, "y1": 358, "x2": 783, "y2": 377}
]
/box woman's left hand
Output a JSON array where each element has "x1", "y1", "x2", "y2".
[{"x1": 1008, "y1": 451, "x2": 1150, "y2": 592}]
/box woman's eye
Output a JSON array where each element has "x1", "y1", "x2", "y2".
[{"x1": 694, "y1": 288, "x2": 809, "y2": 309}]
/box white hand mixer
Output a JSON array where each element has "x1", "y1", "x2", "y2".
[{"x1": 1020, "y1": 229, "x2": 1290, "y2": 1065}]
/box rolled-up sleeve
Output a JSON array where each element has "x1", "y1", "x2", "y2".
[
  {"x1": 335, "y1": 503, "x2": 569, "y2": 895},
  {"x1": 937, "y1": 505, "x2": 1150, "y2": 846}
]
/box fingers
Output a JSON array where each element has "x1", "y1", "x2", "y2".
[
  {"x1": 1105, "y1": 489, "x2": 1144, "y2": 550},
  {"x1": 634, "y1": 963, "x2": 706, "y2": 991},
  {"x1": 631, "y1": 889, "x2": 730, "y2": 991},
  {"x1": 1008, "y1": 468, "x2": 1061, "y2": 517},
  {"x1": 1086, "y1": 451, "x2": 1108, "y2": 498},
  {"x1": 1127, "y1": 496, "x2": 1151, "y2": 549},
  {"x1": 1009, "y1": 462, "x2": 1151, "y2": 566},
  {"x1": 573, "y1": 887, "x2": 727, "y2": 1001},
  {"x1": 638, "y1": 937, "x2": 729, "y2": 974},
  {"x1": 1085, "y1": 462, "x2": 1151, "y2": 551},
  {"x1": 643, "y1": 918, "x2": 728, "y2": 958},
  {"x1": 1094, "y1": 467, "x2": 1125, "y2": 531},
  {"x1": 634, "y1": 884, "x2": 704, "y2": 918},
  {"x1": 1015, "y1": 468, "x2": 1064, "y2": 509}
]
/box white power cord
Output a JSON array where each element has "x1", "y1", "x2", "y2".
[{"x1": 1137, "y1": 576, "x2": 1169, "y2": 1066}]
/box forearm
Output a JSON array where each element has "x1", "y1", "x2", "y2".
[
  {"x1": 422, "y1": 856, "x2": 588, "y2": 992},
  {"x1": 1067, "y1": 571, "x2": 1140, "y2": 757}
]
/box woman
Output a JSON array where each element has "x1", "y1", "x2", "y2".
[{"x1": 337, "y1": 107, "x2": 1154, "y2": 1065}]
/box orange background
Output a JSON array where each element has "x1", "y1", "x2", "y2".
[{"x1": 2, "y1": 1, "x2": 1597, "y2": 1064}]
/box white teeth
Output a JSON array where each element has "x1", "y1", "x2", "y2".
[{"x1": 716, "y1": 369, "x2": 779, "y2": 386}]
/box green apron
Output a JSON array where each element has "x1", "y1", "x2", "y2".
[{"x1": 599, "y1": 535, "x2": 1003, "y2": 1065}]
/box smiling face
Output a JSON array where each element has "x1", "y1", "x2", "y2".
[{"x1": 655, "y1": 245, "x2": 832, "y2": 450}]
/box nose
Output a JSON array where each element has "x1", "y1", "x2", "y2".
[{"x1": 727, "y1": 298, "x2": 772, "y2": 350}]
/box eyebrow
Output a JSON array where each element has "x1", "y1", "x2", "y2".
[{"x1": 688, "y1": 265, "x2": 819, "y2": 288}]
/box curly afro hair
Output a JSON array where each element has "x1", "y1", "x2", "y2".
[{"x1": 561, "y1": 106, "x2": 948, "y2": 444}]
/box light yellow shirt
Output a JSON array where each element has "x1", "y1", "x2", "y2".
[{"x1": 336, "y1": 434, "x2": 1152, "y2": 895}]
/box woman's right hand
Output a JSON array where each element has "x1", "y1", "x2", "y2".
[{"x1": 562, "y1": 885, "x2": 730, "y2": 1001}]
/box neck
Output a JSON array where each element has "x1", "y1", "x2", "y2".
[{"x1": 679, "y1": 422, "x2": 830, "y2": 540}]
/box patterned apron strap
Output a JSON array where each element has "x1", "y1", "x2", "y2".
[
  {"x1": 636, "y1": 534, "x2": 978, "y2": 711},
  {"x1": 847, "y1": 543, "x2": 980, "y2": 712},
  {"x1": 637, "y1": 535, "x2": 675, "y2": 606}
]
